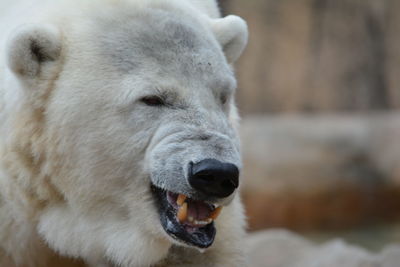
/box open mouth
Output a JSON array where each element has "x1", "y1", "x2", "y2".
[{"x1": 151, "y1": 185, "x2": 222, "y2": 248}]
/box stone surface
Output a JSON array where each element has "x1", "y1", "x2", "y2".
[
  {"x1": 240, "y1": 113, "x2": 400, "y2": 230},
  {"x1": 223, "y1": 0, "x2": 400, "y2": 114},
  {"x1": 246, "y1": 230, "x2": 400, "y2": 267}
]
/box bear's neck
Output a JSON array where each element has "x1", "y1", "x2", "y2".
[
  {"x1": 0, "y1": 191, "x2": 88, "y2": 266},
  {"x1": 0, "y1": 109, "x2": 65, "y2": 266}
]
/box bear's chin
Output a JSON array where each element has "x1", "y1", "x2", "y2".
[{"x1": 151, "y1": 185, "x2": 217, "y2": 249}]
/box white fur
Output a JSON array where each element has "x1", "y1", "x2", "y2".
[
  {"x1": 211, "y1": 15, "x2": 249, "y2": 63},
  {"x1": 0, "y1": 0, "x2": 248, "y2": 266}
]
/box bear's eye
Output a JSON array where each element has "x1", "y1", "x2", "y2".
[{"x1": 140, "y1": 96, "x2": 165, "y2": 107}]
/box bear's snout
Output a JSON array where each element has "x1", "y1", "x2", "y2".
[{"x1": 188, "y1": 159, "x2": 239, "y2": 198}]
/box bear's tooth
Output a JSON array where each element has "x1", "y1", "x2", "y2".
[
  {"x1": 177, "y1": 194, "x2": 187, "y2": 206},
  {"x1": 209, "y1": 206, "x2": 222, "y2": 220},
  {"x1": 177, "y1": 202, "x2": 188, "y2": 223},
  {"x1": 194, "y1": 220, "x2": 208, "y2": 225}
]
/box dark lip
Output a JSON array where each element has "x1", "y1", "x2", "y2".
[{"x1": 151, "y1": 185, "x2": 216, "y2": 248}]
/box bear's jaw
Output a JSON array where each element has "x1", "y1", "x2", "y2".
[{"x1": 151, "y1": 185, "x2": 221, "y2": 249}]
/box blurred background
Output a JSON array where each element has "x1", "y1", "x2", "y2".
[{"x1": 219, "y1": 0, "x2": 400, "y2": 259}]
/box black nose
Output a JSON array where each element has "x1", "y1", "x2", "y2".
[{"x1": 188, "y1": 159, "x2": 239, "y2": 198}]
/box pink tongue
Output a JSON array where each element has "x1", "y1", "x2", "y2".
[{"x1": 187, "y1": 200, "x2": 212, "y2": 220}]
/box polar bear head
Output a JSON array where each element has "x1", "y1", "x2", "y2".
[{"x1": 3, "y1": 0, "x2": 248, "y2": 265}]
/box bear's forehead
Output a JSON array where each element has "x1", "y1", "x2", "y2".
[{"x1": 91, "y1": 8, "x2": 231, "y2": 83}]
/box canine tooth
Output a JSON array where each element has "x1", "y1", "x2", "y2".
[
  {"x1": 188, "y1": 216, "x2": 194, "y2": 222},
  {"x1": 206, "y1": 218, "x2": 212, "y2": 224},
  {"x1": 209, "y1": 206, "x2": 222, "y2": 220},
  {"x1": 177, "y1": 194, "x2": 187, "y2": 206},
  {"x1": 177, "y1": 202, "x2": 188, "y2": 222}
]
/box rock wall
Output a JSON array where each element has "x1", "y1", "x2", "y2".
[
  {"x1": 223, "y1": 0, "x2": 400, "y2": 114},
  {"x1": 240, "y1": 113, "x2": 400, "y2": 230}
]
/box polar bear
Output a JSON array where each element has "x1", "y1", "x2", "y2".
[{"x1": 0, "y1": 0, "x2": 248, "y2": 266}]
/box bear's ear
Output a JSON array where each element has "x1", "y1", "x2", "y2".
[
  {"x1": 211, "y1": 15, "x2": 248, "y2": 64},
  {"x1": 6, "y1": 24, "x2": 62, "y2": 78}
]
